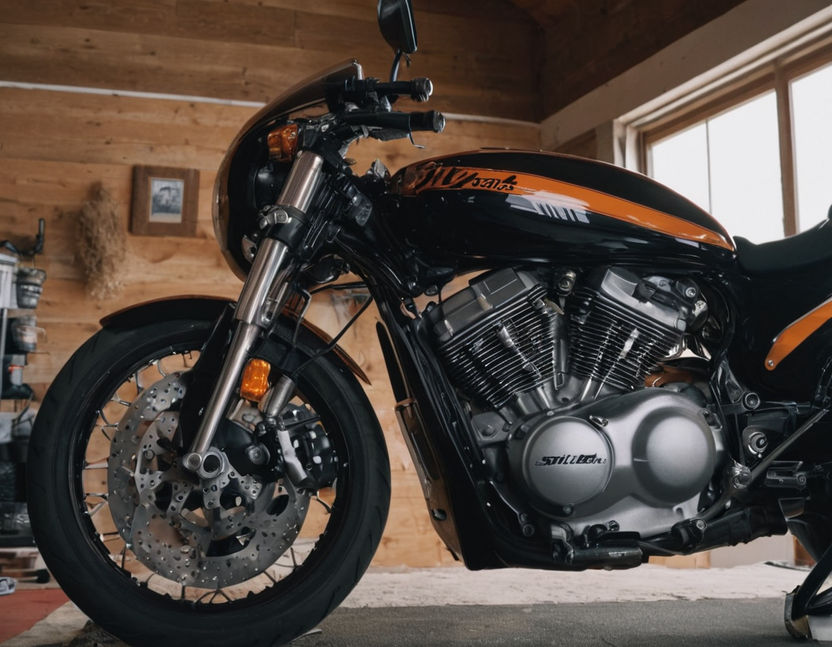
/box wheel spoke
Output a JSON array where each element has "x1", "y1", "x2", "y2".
[
  {"x1": 314, "y1": 495, "x2": 333, "y2": 514},
  {"x1": 86, "y1": 500, "x2": 107, "y2": 518},
  {"x1": 194, "y1": 590, "x2": 218, "y2": 605},
  {"x1": 151, "y1": 359, "x2": 168, "y2": 377},
  {"x1": 98, "y1": 408, "x2": 112, "y2": 426}
]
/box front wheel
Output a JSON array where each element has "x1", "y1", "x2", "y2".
[{"x1": 28, "y1": 317, "x2": 390, "y2": 647}]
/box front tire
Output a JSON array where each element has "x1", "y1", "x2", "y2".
[{"x1": 28, "y1": 317, "x2": 390, "y2": 647}]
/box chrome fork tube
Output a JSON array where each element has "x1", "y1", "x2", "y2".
[
  {"x1": 183, "y1": 239, "x2": 289, "y2": 472},
  {"x1": 184, "y1": 151, "x2": 323, "y2": 472}
]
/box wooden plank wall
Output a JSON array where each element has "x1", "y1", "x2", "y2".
[
  {"x1": 0, "y1": 85, "x2": 539, "y2": 567},
  {"x1": 0, "y1": 0, "x2": 541, "y2": 121}
]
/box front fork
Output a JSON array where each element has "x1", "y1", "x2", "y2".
[{"x1": 183, "y1": 151, "x2": 324, "y2": 473}]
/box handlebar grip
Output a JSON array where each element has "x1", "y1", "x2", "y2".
[
  {"x1": 406, "y1": 78, "x2": 433, "y2": 102},
  {"x1": 409, "y1": 111, "x2": 446, "y2": 133},
  {"x1": 342, "y1": 110, "x2": 446, "y2": 134},
  {"x1": 370, "y1": 77, "x2": 434, "y2": 102}
]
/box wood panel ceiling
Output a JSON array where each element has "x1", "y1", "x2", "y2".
[
  {"x1": 504, "y1": 0, "x2": 573, "y2": 27},
  {"x1": 506, "y1": 0, "x2": 747, "y2": 117}
]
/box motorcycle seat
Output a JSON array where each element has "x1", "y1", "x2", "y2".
[{"x1": 735, "y1": 218, "x2": 832, "y2": 274}]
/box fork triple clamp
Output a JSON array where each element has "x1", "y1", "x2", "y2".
[{"x1": 785, "y1": 541, "x2": 832, "y2": 640}]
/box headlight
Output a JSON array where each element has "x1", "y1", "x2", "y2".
[{"x1": 212, "y1": 126, "x2": 291, "y2": 280}]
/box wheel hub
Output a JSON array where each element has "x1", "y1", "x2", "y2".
[{"x1": 107, "y1": 373, "x2": 309, "y2": 588}]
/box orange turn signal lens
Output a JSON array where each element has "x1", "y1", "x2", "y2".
[
  {"x1": 267, "y1": 123, "x2": 299, "y2": 161},
  {"x1": 240, "y1": 358, "x2": 271, "y2": 401}
]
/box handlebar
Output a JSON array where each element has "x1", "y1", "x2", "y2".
[
  {"x1": 341, "y1": 110, "x2": 446, "y2": 135},
  {"x1": 373, "y1": 78, "x2": 433, "y2": 102},
  {"x1": 335, "y1": 77, "x2": 434, "y2": 104}
]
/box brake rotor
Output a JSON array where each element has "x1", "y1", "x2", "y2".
[{"x1": 107, "y1": 373, "x2": 309, "y2": 588}]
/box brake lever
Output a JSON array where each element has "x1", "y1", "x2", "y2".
[
  {"x1": 367, "y1": 128, "x2": 411, "y2": 142},
  {"x1": 408, "y1": 133, "x2": 425, "y2": 149}
]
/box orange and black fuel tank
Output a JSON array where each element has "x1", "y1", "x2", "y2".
[{"x1": 385, "y1": 150, "x2": 735, "y2": 270}]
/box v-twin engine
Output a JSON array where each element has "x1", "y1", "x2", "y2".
[{"x1": 427, "y1": 267, "x2": 722, "y2": 540}]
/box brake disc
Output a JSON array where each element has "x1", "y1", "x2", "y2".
[{"x1": 107, "y1": 373, "x2": 309, "y2": 588}]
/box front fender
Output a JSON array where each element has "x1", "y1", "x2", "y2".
[{"x1": 100, "y1": 295, "x2": 370, "y2": 384}]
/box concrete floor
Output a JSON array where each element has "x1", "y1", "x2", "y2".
[
  {"x1": 298, "y1": 599, "x2": 800, "y2": 647},
  {"x1": 1, "y1": 563, "x2": 820, "y2": 646}
]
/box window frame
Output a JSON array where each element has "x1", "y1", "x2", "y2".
[{"x1": 638, "y1": 35, "x2": 832, "y2": 238}]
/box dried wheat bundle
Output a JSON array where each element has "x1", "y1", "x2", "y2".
[{"x1": 75, "y1": 183, "x2": 126, "y2": 299}]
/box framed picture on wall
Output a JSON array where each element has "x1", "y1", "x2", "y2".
[{"x1": 130, "y1": 166, "x2": 199, "y2": 236}]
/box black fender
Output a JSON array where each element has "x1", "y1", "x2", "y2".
[{"x1": 100, "y1": 295, "x2": 370, "y2": 384}]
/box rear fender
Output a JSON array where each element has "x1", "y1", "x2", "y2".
[{"x1": 100, "y1": 295, "x2": 370, "y2": 384}]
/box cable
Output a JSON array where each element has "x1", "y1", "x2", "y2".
[{"x1": 289, "y1": 296, "x2": 374, "y2": 381}]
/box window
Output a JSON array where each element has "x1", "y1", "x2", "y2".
[
  {"x1": 792, "y1": 60, "x2": 832, "y2": 231},
  {"x1": 641, "y1": 41, "x2": 832, "y2": 244}
]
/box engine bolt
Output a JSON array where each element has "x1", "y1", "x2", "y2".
[
  {"x1": 685, "y1": 286, "x2": 698, "y2": 299},
  {"x1": 142, "y1": 449, "x2": 154, "y2": 461},
  {"x1": 246, "y1": 445, "x2": 268, "y2": 466},
  {"x1": 743, "y1": 392, "x2": 761, "y2": 410},
  {"x1": 556, "y1": 270, "x2": 577, "y2": 295}
]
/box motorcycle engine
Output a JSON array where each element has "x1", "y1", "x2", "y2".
[{"x1": 427, "y1": 267, "x2": 723, "y2": 539}]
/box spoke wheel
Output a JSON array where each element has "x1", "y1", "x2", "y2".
[{"x1": 29, "y1": 317, "x2": 390, "y2": 646}]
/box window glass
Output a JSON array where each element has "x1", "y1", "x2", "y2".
[
  {"x1": 649, "y1": 91, "x2": 784, "y2": 244},
  {"x1": 650, "y1": 123, "x2": 710, "y2": 212},
  {"x1": 707, "y1": 92, "x2": 783, "y2": 244},
  {"x1": 791, "y1": 61, "x2": 832, "y2": 231}
]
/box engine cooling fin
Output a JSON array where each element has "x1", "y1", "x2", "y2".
[
  {"x1": 429, "y1": 269, "x2": 560, "y2": 409},
  {"x1": 568, "y1": 285, "x2": 682, "y2": 392}
]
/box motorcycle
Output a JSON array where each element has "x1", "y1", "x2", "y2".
[{"x1": 27, "y1": 1, "x2": 832, "y2": 644}]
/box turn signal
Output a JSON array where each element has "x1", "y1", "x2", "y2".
[
  {"x1": 267, "y1": 124, "x2": 299, "y2": 161},
  {"x1": 240, "y1": 358, "x2": 271, "y2": 401}
]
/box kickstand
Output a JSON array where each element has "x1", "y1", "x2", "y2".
[{"x1": 785, "y1": 541, "x2": 832, "y2": 640}]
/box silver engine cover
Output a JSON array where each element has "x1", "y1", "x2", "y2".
[{"x1": 508, "y1": 388, "x2": 719, "y2": 538}]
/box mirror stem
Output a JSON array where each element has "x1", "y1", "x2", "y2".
[{"x1": 390, "y1": 49, "x2": 402, "y2": 82}]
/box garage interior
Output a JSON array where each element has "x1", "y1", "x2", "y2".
[{"x1": 1, "y1": 0, "x2": 832, "y2": 644}]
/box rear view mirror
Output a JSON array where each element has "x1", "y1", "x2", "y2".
[{"x1": 377, "y1": 0, "x2": 418, "y2": 55}]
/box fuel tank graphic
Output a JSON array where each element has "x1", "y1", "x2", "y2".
[{"x1": 386, "y1": 150, "x2": 735, "y2": 270}]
